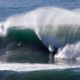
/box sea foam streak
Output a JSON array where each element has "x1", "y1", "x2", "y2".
[
  {"x1": 0, "y1": 7, "x2": 80, "y2": 59},
  {"x1": 0, "y1": 63, "x2": 80, "y2": 72}
]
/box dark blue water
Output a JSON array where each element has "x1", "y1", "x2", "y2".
[{"x1": 0, "y1": 0, "x2": 80, "y2": 21}]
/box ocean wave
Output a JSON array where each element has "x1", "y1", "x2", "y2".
[{"x1": 0, "y1": 7, "x2": 80, "y2": 59}]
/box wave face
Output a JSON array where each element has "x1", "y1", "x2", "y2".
[
  {"x1": 0, "y1": 29, "x2": 49, "y2": 63},
  {"x1": 0, "y1": 7, "x2": 80, "y2": 59}
]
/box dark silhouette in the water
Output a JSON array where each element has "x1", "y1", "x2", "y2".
[
  {"x1": 1, "y1": 25, "x2": 4, "y2": 31},
  {"x1": 48, "y1": 47, "x2": 58, "y2": 63}
]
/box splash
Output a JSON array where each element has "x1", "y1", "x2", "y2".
[
  {"x1": 55, "y1": 42, "x2": 80, "y2": 60},
  {"x1": 0, "y1": 7, "x2": 80, "y2": 59}
]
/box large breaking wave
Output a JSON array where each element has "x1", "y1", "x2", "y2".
[{"x1": 0, "y1": 7, "x2": 80, "y2": 60}]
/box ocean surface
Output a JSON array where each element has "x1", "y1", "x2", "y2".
[{"x1": 0, "y1": 0, "x2": 80, "y2": 80}]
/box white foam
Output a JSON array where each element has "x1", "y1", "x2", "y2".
[
  {"x1": 55, "y1": 42, "x2": 80, "y2": 59},
  {"x1": 0, "y1": 63, "x2": 79, "y2": 72}
]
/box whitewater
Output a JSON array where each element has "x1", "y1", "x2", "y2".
[
  {"x1": 0, "y1": 7, "x2": 80, "y2": 60},
  {"x1": 0, "y1": 63, "x2": 80, "y2": 72}
]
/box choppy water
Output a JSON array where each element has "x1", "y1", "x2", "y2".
[{"x1": 0, "y1": 0, "x2": 80, "y2": 80}]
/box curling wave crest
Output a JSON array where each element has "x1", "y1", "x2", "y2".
[{"x1": 0, "y1": 7, "x2": 80, "y2": 59}]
